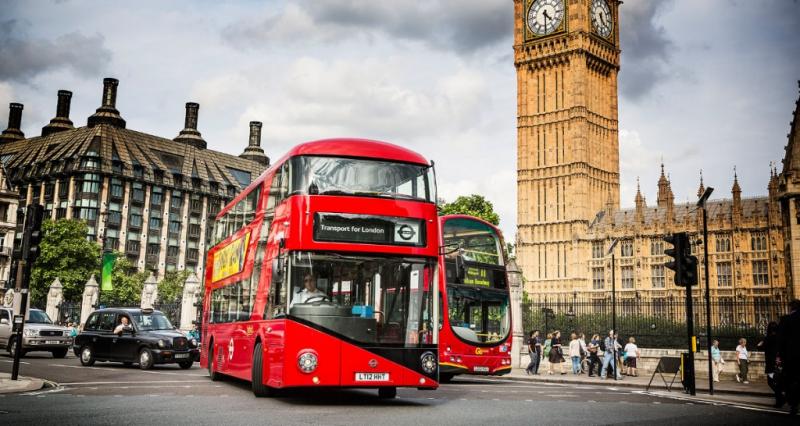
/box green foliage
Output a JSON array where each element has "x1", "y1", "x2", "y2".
[
  {"x1": 31, "y1": 219, "x2": 102, "y2": 304},
  {"x1": 439, "y1": 195, "x2": 500, "y2": 226},
  {"x1": 158, "y1": 270, "x2": 190, "y2": 303},
  {"x1": 101, "y1": 254, "x2": 148, "y2": 307}
]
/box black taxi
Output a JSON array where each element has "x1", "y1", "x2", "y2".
[{"x1": 73, "y1": 308, "x2": 199, "y2": 370}]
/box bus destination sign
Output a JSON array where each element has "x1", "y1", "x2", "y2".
[
  {"x1": 314, "y1": 213, "x2": 424, "y2": 246},
  {"x1": 463, "y1": 266, "x2": 491, "y2": 287}
]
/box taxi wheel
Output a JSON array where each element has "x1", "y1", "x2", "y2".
[
  {"x1": 208, "y1": 343, "x2": 220, "y2": 381},
  {"x1": 79, "y1": 345, "x2": 95, "y2": 366},
  {"x1": 51, "y1": 348, "x2": 68, "y2": 359},
  {"x1": 378, "y1": 387, "x2": 397, "y2": 399},
  {"x1": 179, "y1": 360, "x2": 193, "y2": 369},
  {"x1": 139, "y1": 348, "x2": 155, "y2": 370},
  {"x1": 251, "y1": 342, "x2": 274, "y2": 397}
]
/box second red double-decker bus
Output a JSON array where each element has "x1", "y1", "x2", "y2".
[
  {"x1": 438, "y1": 215, "x2": 511, "y2": 381},
  {"x1": 201, "y1": 138, "x2": 440, "y2": 398}
]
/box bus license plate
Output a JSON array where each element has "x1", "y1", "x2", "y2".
[
  {"x1": 355, "y1": 372, "x2": 389, "y2": 382},
  {"x1": 175, "y1": 353, "x2": 190, "y2": 359},
  {"x1": 473, "y1": 366, "x2": 490, "y2": 373}
]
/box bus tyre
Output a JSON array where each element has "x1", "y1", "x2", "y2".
[
  {"x1": 51, "y1": 348, "x2": 68, "y2": 359},
  {"x1": 378, "y1": 387, "x2": 397, "y2": 399},
  {"x1": 139, "y1": 348, "x2": 155, "y2": 370},
  {"x1": 439, "y1": 373, "x2": 454, "y2": 383},
  {"x1": 179, "y1": 360, "x2": 193, "y2": 369},
  {"x1": 79, "y1": 345, "x2": 95, "y2": 366},
  {"x1": 208, "y1": 343, "x2": 220, "y2": 381},
  {"x1": 252, "y1": 342, "x2": 274, "y2": 397}
]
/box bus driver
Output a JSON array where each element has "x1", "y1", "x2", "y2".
[{"x1": 290, "y1": 273, "x2": 327, "y2": 308}]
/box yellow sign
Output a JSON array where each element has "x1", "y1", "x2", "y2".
[
  {"x1": 464, "y1": 267, "x2": 491, "y2": 287},
  {"x1": 475, "y1": 348, "x2": 483, "y2": 355},
  {"x1": 691, "y1": 336, "x2": 697, "y2": 353},
  {"x1": 212, "y1": 231, "x2": 251, "y2": 282}
]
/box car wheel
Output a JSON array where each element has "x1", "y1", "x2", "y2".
[
  {"x1": 139, "y1": 348, "x2": 154, "y2": 370},
  {"x1": 51, "y1": 348, "x2": 68, "y2": 359},
  {"x1": 378, "y1": 387, "x2": 397, "y2": 399},
  {"x1": 79, "y1": 345, "x2": 95, "y2": 366},
  {"x1": 251, "y1": 342, "x2": 275, "y2": 397},
  {"x1": 9, "y1": 338, "x2": 26, "y2": 358},
  {"x1": 208, "y1": 343, "x2": 220, "y2": 381},
  {"x1": 179, "y1": 360, "x2": 193, "y2": 369}
]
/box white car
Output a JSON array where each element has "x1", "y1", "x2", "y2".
[{"x1": 0, "y1": 307, "x2": 72, "y2": 358}]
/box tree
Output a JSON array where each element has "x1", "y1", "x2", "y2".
[
  {"x1": 30, "y1": 219, "x2": 102, "y2": 305},
  {"x1": 158, "y1": 270, "x2": 191, "y2": 303},
  {"x1": 101, "y1": 254, "x2": 148, "y2": 307},
  {"x1": 439, "y1": 194, "x2": 500, "y2": 226}
]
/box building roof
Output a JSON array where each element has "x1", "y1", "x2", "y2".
[{"x1": 598, "y1": 197, "x2": 771, "y2": 230}]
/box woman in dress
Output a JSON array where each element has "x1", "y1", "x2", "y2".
[{"x1": 549, "y1": 330, "x2": 566, "y2": 375}]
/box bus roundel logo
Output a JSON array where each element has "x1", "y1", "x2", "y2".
[
  {"x1": 397, "y1": 224, "x2": 416, "y2": 241},
  {"x1": 475, "y1": 348, "x2": 483, "y2": 355},
  {"x1": 368, "y1": 359, "x2": 378, "y2": 368}
]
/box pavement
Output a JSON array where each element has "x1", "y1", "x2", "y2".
[
  {"x1": 0, "y1": 372, "x2": 47, "y2": 394},
  {"x1": 505, "y1": 367, "x2": 773, "y2": 398}
]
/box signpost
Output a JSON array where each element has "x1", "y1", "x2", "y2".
[{"x1": 11, "y1": 204, "x2": 44, "y2": 381}]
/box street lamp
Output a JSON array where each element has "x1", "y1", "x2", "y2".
[
  {"x1": 607, "y1": 238, "x2": 619, "y2": 380},
  {"x1": 697, "y1": 186, "x2": 714, "y2": 395}
]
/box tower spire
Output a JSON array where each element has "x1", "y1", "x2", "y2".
[{"x1": 697, "y1": 169, "x2": 705, "y2": 198}]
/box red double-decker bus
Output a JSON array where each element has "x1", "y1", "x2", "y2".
[
  {"x1": 438, "y1": 215, "x2": 511, "y2": 381},
  {"x1": 200, "y1": 138, "x2": 440, "y2": 398}
]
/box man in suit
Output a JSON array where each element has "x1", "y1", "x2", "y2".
[{"x1": 778, "y1": 299, "x2": 800, "y2": 415}]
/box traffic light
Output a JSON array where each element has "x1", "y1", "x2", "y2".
[
  {"x1": 21, "y1": 204, "x2": 44, "y2": 264},
  {"x1": 12, "y1": 208, "x2": 24, "y2": 260},
  {"x1": 664, "y1": 232, "x2": 698, "y2": 287}
]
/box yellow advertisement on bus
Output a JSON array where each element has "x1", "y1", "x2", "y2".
[{"x1": 212, "y1": 231, "x2": 251, "y2": 282}]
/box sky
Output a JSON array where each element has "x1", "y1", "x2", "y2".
[{"x1": 1, "y1": 0, "x2": 799, "y2": 241}]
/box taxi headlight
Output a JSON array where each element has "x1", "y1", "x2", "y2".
[
  {"x1": 420, "y1": 351, "x2": 437, "y2": 374},
  {"x1": 190, "y1": 338, "x2": 197, "y2": 347},
  {"x1": 158, "y1": 339, "x2": 166, "y2": 348},
  {"x1": 297, "y1": 351, "x2": 318, "y2": 373},
  {"x1": 23, "y1": 329, "x2": 39, "y2": 337}
]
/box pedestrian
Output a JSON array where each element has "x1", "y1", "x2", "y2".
[
  {"x1": 578, "y1": 333, "x2": 588, "y2": 373},
  {"x1": 568, "y1": 333, "x2": 582, "y2": 374},
  {"x1": 711, "y1": 339, "x2": 725, "y2": 382},
  {"x1": 623, "y1": 337, "x2": 640, "y2": 377},
  {"x1": 526, "y1": 330, "x2": 542, "y2": 375},
  {"x1": 587, "y1": 334, "x2": 601, "y2": 377},
  {"x1": 735, "y1": 337, "x2": 750, "y2": 384},
  {"x1": 778, "y1": 299, "x2": 800, "y2": 415},
  {"x1": 543, "y1": 332, "x2": 553, "y2": 369},
  {"x1": 757, "y1": 322, "x2": 783, "y2": 408},
  {"x1": 548, "y1": 330, "x2": 566, "y2": 375},
  {"x1": 600, "y1": 329, "x2": 621, "y2": 380},
  {"x1": 69, "y1": 322, "x2": 78, "y2": 338}
]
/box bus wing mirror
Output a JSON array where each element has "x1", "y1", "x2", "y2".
[{"x1": 272, "y1": 258, "x2": 285, "y2": 284}]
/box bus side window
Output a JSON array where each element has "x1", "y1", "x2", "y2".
[{"x1": 266, "y1": 256, "x2": 287, "y2": 319}]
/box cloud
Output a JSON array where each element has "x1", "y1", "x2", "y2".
[
  {"x1": 619, "y1": 1, "x2": 675, "y2": 100},
  {"x1": 0, "y1": 19, "x2": 112, "y2": 82},
  {"x1": 222, "y1": 0, "x2": 512, "y2": 55}
]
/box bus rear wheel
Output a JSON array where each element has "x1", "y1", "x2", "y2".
[
  {"x1": 252, "y1": 342, "x2": 275, "y2": 397},
  {"x1": 378, "y1": 387, "x2": 397, "y2": 399},
  {"x1": 208, "y1": 342, "x2": 220, "y2": 381}
]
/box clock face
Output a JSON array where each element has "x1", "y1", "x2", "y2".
[
  {"x1": 591, "y1": 0, "x2": 613, "y2": 39},
  {"x1": 527, "y1": 0, "x2": 565, "y2": 37}
]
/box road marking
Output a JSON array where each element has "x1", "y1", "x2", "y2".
[
  {"x1": 0, "y1": 360, "x2": 30, "y2": 365},
  {"x1": 59, "y1": 380, "x2": 210, "y2": 386},
  {"x1": 635, "y1": 390, "x2": 787, "y2": 415},
  {"x1": 22, "y1": 387, "x2": 67, "y2": 396}
]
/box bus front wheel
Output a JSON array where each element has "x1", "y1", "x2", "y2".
[
  {"x1": 252, "y1": 342, "x2": 275, "y2": 397},
  {"x1": 208, "y1": 342, "x2": 220, "y2": 381},
  {"x1": 378, "y1": 387, "x2": 397, "y2": 399}
]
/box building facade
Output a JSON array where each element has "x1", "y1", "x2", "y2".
[
  {"x1": 0, "y1": 78, "x2": 269, "y2": 282},
  {"x1": 514, "y1": 0, "x2": 796, "y2": 315},
  {"x1": 0, "y1": 163, "x2": 19, "y2": 291}
]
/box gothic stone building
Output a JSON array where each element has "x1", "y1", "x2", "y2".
[
  {"x1": 514, "y1": 0, "x2": 795, "y2": 321},
  {"x1": 0, "y1": 78, "x2": 269, "y2": 282}
]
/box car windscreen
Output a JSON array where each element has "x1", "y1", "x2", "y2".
[
  {"x1": 131, "y1": 313, "x2": 173, "y2": 331},
  {"x1": 27, "y1": 310, "x2": 54, "y2": 324}
]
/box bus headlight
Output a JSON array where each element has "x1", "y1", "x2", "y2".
[
  {"x1": 298, "y1": 351, "x2": 318, "y2": 373},
  {"x1": 420, "y1": 351, "x2": 436, "y2": 374},
  {"x1": 499, "y1": 344, "x2": 509, "y2": 353}
]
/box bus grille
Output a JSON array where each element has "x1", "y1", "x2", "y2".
[{"x1": 40, "y1": 330, "x2": 63, "y2": 337}]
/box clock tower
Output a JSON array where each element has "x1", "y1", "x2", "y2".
[{"x1": 514, "y1": 0, "x2": 621, "y2": 293}]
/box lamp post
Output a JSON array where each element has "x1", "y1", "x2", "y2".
[
  {"x1": 698, "y1": 186, "x2": 714, "y2": 395},
  {"x1": 607, "y1": 238, "x2": 619, "y2": 380}
]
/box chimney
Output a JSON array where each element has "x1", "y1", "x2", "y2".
[
  {"x1": 87, "y1": 77, "x2": 126, "y2": 128},
  {"x1": 239, "y1": 121, "x2": 269, "y2": 167},
  {"x1": 42, "y1": 90, "x2": 75, "y2": 137},
  {"x1": 0, "y1": 103, "x2": 25, "y2": 143},
  {"x1": 173, "y1": 102, "x2": 207, "y2": 149}
]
